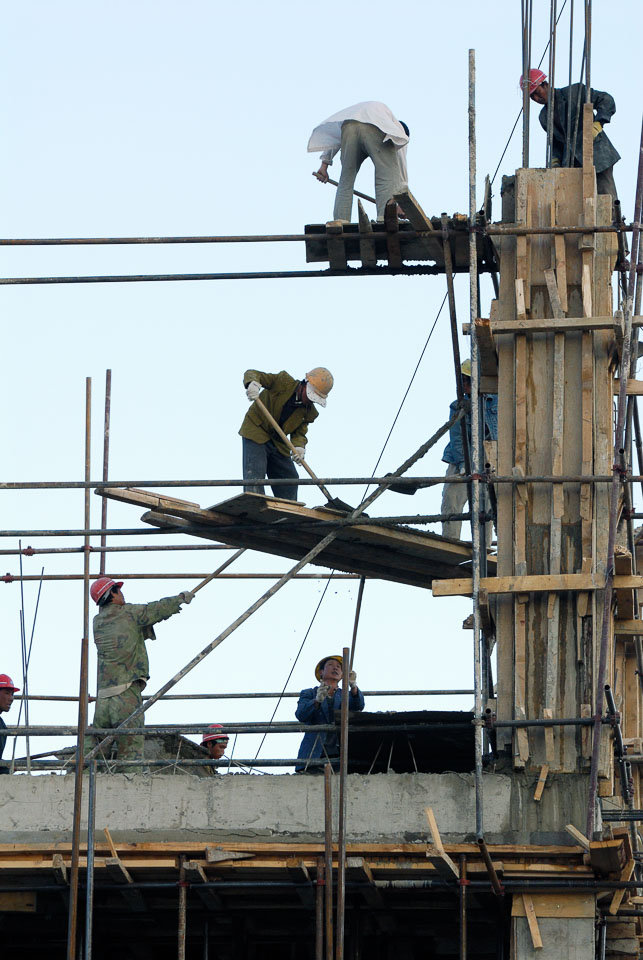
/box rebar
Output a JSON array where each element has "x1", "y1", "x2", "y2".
[
  {"x1": 336, "y1": 647, "x2": 350, "y2": 960},
  {"x1": 99, "y1": 370, "x2": 111, "y2": 576}
]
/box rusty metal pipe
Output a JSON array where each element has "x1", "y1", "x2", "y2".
[
  {"x1": 324, "y1": 764, "x2": 333, "y2": 960},
  {"x1": 477, "y1": 837, "x2": 504, "y2": 897},
  {"x1": 315, "y1": 858, "x2": 324, "y2": 960},
  {"x1": 178, "y1": 857, "x2": 187, "y2": 960},
  {"x1": 335, "y1": 647, "x2": 350, "y2": 960},
  {"x1": 459, "y1": 855, "x2": 467, "y2": 960}
]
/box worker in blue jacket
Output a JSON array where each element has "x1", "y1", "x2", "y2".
[{"x1": 295, "y1": 655, "x2": 364, "y2": 772}]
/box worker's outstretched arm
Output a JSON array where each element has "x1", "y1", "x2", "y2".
[{"x1": 131, "y1": 596, "x2": 185, "y2": 628}]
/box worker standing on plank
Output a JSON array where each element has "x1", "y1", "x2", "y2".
[
  {"x1": 521, "y1": 69, "x2": 620, "y2": 200},
  {"x1": 308, "y1": 102, "x2": 409, "y2": 223},
  {"x1": 200, "y1": 724, "x2": 229, "y2": 775},
  {"x1": 441, "y1": 360, "x2": 498, "y2": 542},
  {"x1": 84, "y1": 577, "x2": 194, "y2": 772},
  {"x1": 239, "y1": 367, "x2": 333, "y2": 501},
  {"x1": 295, "y1": 655, "x2": 364, "y2": 773},
  {"x1": 0, "y1": 674, "x2": 19, "y2": 774}
]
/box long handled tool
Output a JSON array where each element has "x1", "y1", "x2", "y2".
[
  {"x1": 254, "y1": 396, "x2": 355, "y2": 512},
  {"x1": 311, "y1": 172, "x2": 376, "y2": 205}
]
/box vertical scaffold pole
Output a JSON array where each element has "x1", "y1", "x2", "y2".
[
  {"x1": 84, "y1": 759, "x2": 97, "y2": 960},
  {"x1": 468, "y1": 48, "x2": 484, "y2": 840},
  {"x1": 324, "y1": 763, "x2": 334, "y2": 960},
  {"x1": 99, "y1": 369, "x2": 111, "y2": 576},
  {"x1": 335, "y1": 646, "x2": 350, "y2": 960},
  {"x1": 67, "y1": 376, "x2": 92, "y2": 960}
]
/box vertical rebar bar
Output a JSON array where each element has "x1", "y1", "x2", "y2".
[
  {"x1": 587, "y1": 116, "x2": 643, "y2": 838},
  {"x1": 99, "y1": 370, "x2": 111, "y2": 577},
  {"x1": 66, "y1": 376, "x2": 92, "y2": 960},
  {"x1": 315, "y1": 858, "x2": 324, "y2": 960},
  {"x1": 178, "y1": 856, "x2": 187, "y2": 960},
  {"x1": 459, "y1": 855, "x2": 467, "y2": 960},
  {"x1": 324, "y1": 763, "x2": 334, "y2": 960},
  {"x1": 84, "y1": 759, "x2": 97, "y2": 960},
  {"x1": 546, "y1": 0, "x2": 558, "y2": 167},
  {"x1": 468, "y1": 48, "x2": 484, "y2": 841},
  {"x1": 564, "y1": 0, "x2": 574, "y2": 166},
  {"x1": 17, "y1": 543, "x2": 30, "y2": 773},
  {"x1": 335, "y1": 646, "x2": 350, "y2": 960},
  {"x1": 521, "y1": 0, "x2": 531, "y2": 167}
]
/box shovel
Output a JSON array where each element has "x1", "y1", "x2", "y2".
[{"x1": 253, "y1": 396, "x2": 356, "y2": 513}]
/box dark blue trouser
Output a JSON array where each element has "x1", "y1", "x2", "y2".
[{"x1": 242, "y1": 437, "x2": 299, "y2": 501}]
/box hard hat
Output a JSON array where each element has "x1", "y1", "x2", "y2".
[
  {"x1": 201, "y1": 724, "x2": 229, "y2": 746},
  {"x1": 461, "y1": 359, "x2": 472, "y2": 377},
  {"x1": 314, "y1": 655, "x2": 343, "y2": 682},
  {"x1": 519, "y1": 68, "x2": 547, "y2": 94},
  {"x1": 0, "y1": 674, "x2": 20, "y2": 692},
  {"x1": 90, "y1": 576, "x2": 123, "y2": 605},
  {"x1": 305, "y1": 367, "x2": 334, "y2": 407}
]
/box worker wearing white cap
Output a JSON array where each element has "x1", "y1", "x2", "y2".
[
  {"x1": 295, "y1": 655, "x2": 364, "y2": 773},
  {"x1": 240, "y1": 367, "x2": 334, "y2": 501},
  {"x1": 201, "y1": 724, "x2": 229, "y2": 774},
  {"x1": 0, "y1": 674, "x2": 19, "y2": 774}
]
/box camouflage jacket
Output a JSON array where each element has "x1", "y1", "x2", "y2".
[
  {"x1": 239, "y1": 369, "x2": 318, "y2": 458},
  {"x1": 93, "y1": 596, "x2": 183, "y2": 697}
]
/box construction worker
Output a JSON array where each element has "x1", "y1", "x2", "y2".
[
  {"x1": 200, "y1": 724, "x2": 229, "y2": 775},
  {"x1": 240, "y1": 367, "x2": 333, "y2": 501},
  {"x1": 441, "y1": 360, "x2": 498, "y2": 541},
  {"x1": 521, "y1": 69, "x2": 620, "y2": 200},
  {"x1": 84, "y1": 577, "x2": 194, "y2": 772},
  {"x1": 0, "y1": 674, "x2": 19, "y2": 774},
  {"x1": 295, "y1": 655, "x2": 364, "y2": 773},
  {"x1": 308, "y1": 101, "x2": 409, "y2": 222}
]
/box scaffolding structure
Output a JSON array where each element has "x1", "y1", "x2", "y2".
[{"x1": 4, "y1": 4, "x2": 643, "y2": 956}]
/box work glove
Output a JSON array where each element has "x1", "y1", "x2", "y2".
[
  {"x1": 291, "y1": 446, "x2": 306, "y2": 464},
  {"x1": 315, "y1": 681, "x2": 332, "y2": 703},
  {"x1": 245, "y1": 381, "x2": 261, "y2": 401},
  {"x1": 180, "y1": 591, "x2": 194, "y2": 605},
  {"x1": 349, "y1": 670, "x2": 357, "y2": 687},
  {"x1": 592, "y1": 121, "x2": 602, "y2": 139},
  {"x1": 550, "y1": 157, "x2": 561, "y2": 168}
]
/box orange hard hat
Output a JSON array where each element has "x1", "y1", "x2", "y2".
[
  {"x1": 305, "y1": 367, "x2": 334, "y2": 406},
  {"x1": 90, "y1": 577, "x2": 123, "y2": 605}
]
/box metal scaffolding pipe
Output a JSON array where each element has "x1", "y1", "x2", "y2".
[
  {"x1": 324, "y1": 764, "x2": 333, "y2": 960},
  {"x1": 336, "y1": 646, "x2": 350, "y2": 960},
  {"x1": 99, "y1": 370, "x2": 111, "y2": 576},
  {"x1": 15, "y1": 687, "x2": 474, "y2": 703},
  {"x1": 84, "y1": 760, "x2": 97, "y2": 960}
]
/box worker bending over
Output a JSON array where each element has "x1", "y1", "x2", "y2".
[
  {"x1": 441, "y1": 360, "x2": 498, "y2": 542},
  {"x1": 239, "y1": 367, "x2": 333, "y2": 501},
  {"x1": 308, "y1": 101, "x2": 409, "y2": 223},
  {"x1": 0, "y1": 674, "x2": 19, "y2": 774},
  {"x1": 521, "y1": 69, "x2": 620, "y2": 200},
  {"x1": 84, "y1": 577, "x2": 194, "y2": 772},
  {"x1": 295, "y1": 655, "x2": 364, "y2": 773}
]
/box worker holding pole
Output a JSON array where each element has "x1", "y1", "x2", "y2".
[
  {"x1": 295, "y1": 655, "x2": 364, "y2": 773},
  {"x1": 521, "y1": 69, "x2": 621, "y2": 200},
  {"x1": 84, "y1": 577, "x2": 194, "y2": 772},
  {"x1": 308, "y1": 101, "x2": 409, "y2": 223},
  {"x1": 239, "y1": 367, "x2": 333, "y2": 501}
]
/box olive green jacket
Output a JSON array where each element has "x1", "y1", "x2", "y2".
[
  {"x1": 93, "y1": 596, "x2": 183, "y2": 697},
  {"x1": 239, "y1": 369, "x2": 318, "y2": 458}
]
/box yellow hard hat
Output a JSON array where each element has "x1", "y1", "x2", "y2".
[
  {"x1": 461, "y1": 359, "x2": 472, "y2": 377},
  {"x1": 315, "y1": 654, "x2": 343, "y2": 682},
  {"x1": 305, "y1": 367, "x2": 334, "y2": 406}
]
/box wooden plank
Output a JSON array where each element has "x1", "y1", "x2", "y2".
[
  {"x1": 424, "y1": 807, "x2": 459, "y2": 879},
  {"x1": 614, "y1": 621, "x2": 643, "y2": 635},
  {"x1": 103, "y1": 828, "x2": 146, "y2": 912},
  {"x1": 613, "y1": 379, "x2": 643, "y2": 396},
  {"x1": 515, "y1": 278, "x2": 527, "y2": 322},
  {"x1": 514, "y1": 597, "x2": 530, "y2": 767},
  {"x1": 582, "y1": 263, "x2": 593, "y2": 318},
  {"x1": 564, "y1": 824, "x2": 591, "y2": 852},
  {"x1": 514, "y1": 336, "x2": 527, "y2": 578},
  {"x1": 325, "y1": 221, "x2": 348, "y2": 271},
  {"x1": 356, "y1": 200, "x2": 377, "y2": 268},
  {"x1": 615, "y1": 547, "x2": 635, "y2": 620},
  {"x1": 609, "y1": 859, "x2": 636, "y2": 915},
  {"x1": 474, "y1": 315, "x2": 498, "y2": 377},
  {"x1": 511, "y1": 892, "x2": 595, "y2": 918},
  {"x1": 0, "y1": 891, "x2": 36, "y2": 912},
  {"x1": 582, "y1": 103, "x2": 595, "y2": 182},
  {"x1": 554, "y1": 233, "x2": 569, "y2": 312},
  {"x1": 205, "y1": 846, "x2": 255, "y2": 863},
  {"x1": 590, "y1": 838, "x2": 628, "y2": 877},
  {"x1": 462, "y1": 315, "x2": 643, "y2": 335},
  {"x1": 392, "y1": 190, "x2": 436, "y2": 231},
  {"x1": 384, "y1": 199, "x2": 402, "y2": 267},
  {"x1": 533, "y1": 764, "x2": 549, "y2": 802},
  {"x1": 522, "y1": 894, "x2": 543, "y2": 949},
  {"x1": 543, "y1": 707, "x2": 555, "y2": 763},
  {"x1": 184, "y1": 860, "x2": 224, "y2": 909},
  {"x1": 433, "y1": 573, "x2": 643, "y2": 598}
]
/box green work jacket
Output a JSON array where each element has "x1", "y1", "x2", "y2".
[
  {"x1": 93, "y1": 596, "x2": 183, "y2": 697},
  {"x1": 239, "y1": 369, "x2": 318, "y2": 458}
]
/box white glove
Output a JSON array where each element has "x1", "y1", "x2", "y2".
[
  {"x1": 291, "y1": 446, "x2": 306, "y2": 464},
  {"x1": 349, "y1": 670, "x2": 357, "y2": 687},
  {"x1": 246, "y1": 381, "x2": 261, "y2": 401},
  {"x1": 315, "y1": 681, "x2": 332, "y2": 703},
  {"x1": 180, "y1": 591, "x2": 194, "y2": 605}
]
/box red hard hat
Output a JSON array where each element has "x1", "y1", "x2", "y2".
[
  {"x1": 519, "y1": 68, "x2": 547, "y2": 94},
  {"x1": 0, "y1": 674, "x2": 20, "y2": 692},
  {"x1": 90, "y1": 576, "x2": 124, "y2": 605},
  {"x1": 201, "y1": 724, "x2": 229, "y2": 746}
]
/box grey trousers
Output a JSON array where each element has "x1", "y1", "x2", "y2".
[
  {"x1": 333, "y1": 120, "x2": 406, "y2": 221},
  {"x1": 441, "y1": 463, "x2": 494, "y2": 544}
]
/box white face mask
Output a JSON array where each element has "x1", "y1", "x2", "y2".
[{"x1": 305, "y1": 382, "x2": 327, "y2": 407}]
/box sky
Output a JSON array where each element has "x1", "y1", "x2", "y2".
[{"x1": 1, "y1": 0, "x2": 640, "y2": 775}]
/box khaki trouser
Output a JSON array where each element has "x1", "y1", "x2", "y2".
[
  {"x1": 84, "y1": 680, "x2": 145, "y2": 773},
  {"x1": 441, "y1": 462, "x2": 495, "y2": 545},
  {"x1": 334, "y1": 120, "x2": 406, "y2": 221}
]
